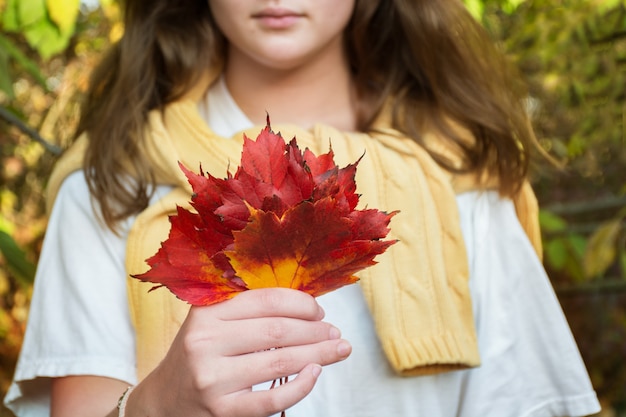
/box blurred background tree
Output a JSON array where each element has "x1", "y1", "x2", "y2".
[
  {"x1": 0, "y1": 0, "x2": 624, "y2": 416},
  {"x1": 0, "y1": 1, "x2": 120, "y2": 415},
  {"x1": 468, "y1": 1, "x2": 626, "y2": 413}
]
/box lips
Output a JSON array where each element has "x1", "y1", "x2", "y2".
[
  {"x1": 252, "y1": 7, "x2": 304, "y2": 29},
  {"x1": 253, "y1": 7, "x2": 301, "y2": 18}
]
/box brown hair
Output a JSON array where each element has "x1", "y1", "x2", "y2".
[
  {"x1": 347, "y1": 0, "x2": 536, "y2": 186},
  {"x1": 78, "y1": 0, "x2": 224, "y2": 229},
  {"x1": 78, "y1": 0, "x2": 538, "y2": 230}
]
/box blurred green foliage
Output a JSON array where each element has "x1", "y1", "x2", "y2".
[
  {"x1": 2, "y1": 0, "x2": 80, "y2": 60},
  {"x1": 475, "y1": 2, "x2": 626, "y2": 413},
  {"x1": 501, "y1": 1, "x2": 626, "y2": 281},
  {"x1": 0, "y1": 2, "x2": 119, "y2": 415},
  {"x1": 0, "y1": 0, "x2": 624, "y2": 415}
]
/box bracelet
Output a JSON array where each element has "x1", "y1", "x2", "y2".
[{"x1": 117, "y1": 386, "x2": 135, "y2": 417}]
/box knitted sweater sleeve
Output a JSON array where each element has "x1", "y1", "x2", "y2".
[{"x1": 325, "y1": 128, "x2": 481, "y2": 376}]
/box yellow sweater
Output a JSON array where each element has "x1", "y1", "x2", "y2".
[{"x1": 46, "y1": 99, "x2": 542, "y2": 381}]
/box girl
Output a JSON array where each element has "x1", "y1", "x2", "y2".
[{"x1": 5, "y1": 1, "x2": 601, "y2": 416}]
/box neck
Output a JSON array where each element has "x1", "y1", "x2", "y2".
[{"x1": 224, "y1": 45, "x2": 357, "y2": 132}]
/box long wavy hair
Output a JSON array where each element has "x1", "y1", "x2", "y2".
[{"x1": 78, "y1": 0, "x2": 538, "y2": 230}]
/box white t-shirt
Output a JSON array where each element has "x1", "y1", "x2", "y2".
[{"x1": 5, "y1": 78, "x2": 601, "y2": 417}]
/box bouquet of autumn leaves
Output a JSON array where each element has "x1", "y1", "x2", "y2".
[{"x1": 134, "y1": 118, "x2": 397, "y2": 307}]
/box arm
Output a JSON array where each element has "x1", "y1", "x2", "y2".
[
  {"x1": 51, "y1": 376, "x2": 128, "y2": 417},
  {"x1": 51, "y1": 288, "x2": 351, "y2": 417}
]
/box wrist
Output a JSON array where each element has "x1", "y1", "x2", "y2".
[
  {"x1": 117, "y1": 373, "x2": 168, "y2": 417},
  {"x1": 117, "y1": 386, "x2": 135, "y2": 417}
]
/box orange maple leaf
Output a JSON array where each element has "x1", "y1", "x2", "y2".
[{"x1": 133, "y1": 118, "x2": 397, "y2": 305}]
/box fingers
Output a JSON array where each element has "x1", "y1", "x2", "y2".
[
  {"x1": 226, "y1": 364, "x2": 323, "y2": 417},
  {"x1": 213, "y1": 316, "x2": 342, "y2": 355},
  {"x1": 186, "y1": 289, "x2": 336, "y2": 356},
  {"x1": 211, "y1": 288, "x2": 325, "y2": 321},
  {"x1": 212, "y1": 338, "x2": 352, "y2": 392},
  {"x1": 158, "y1": 288, "x2": 351, "y2": 416}
]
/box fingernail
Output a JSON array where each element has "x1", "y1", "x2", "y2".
[
  {"x1": 311, "y1": 364, "x2": 322, "y2": 378},
  {"x1": 337, "y1": 341, "x2": 351, "y2": 358},
  {"x1": 329, "y1": 326, "x2": 341, "y2": 340}
]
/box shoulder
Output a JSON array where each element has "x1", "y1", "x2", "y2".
[
  {"x1": 56, "y1": 170, "x2": 90, "y2": 203},
  {"x1": 46, "y1": 134, "x2": 89, "y2": 213},
  {"x1": 51, "y1": 170, "x2": 97, "y2": 222},
  {"x1": 49, "y1": 170, "x2": 123, "y2": 237}
]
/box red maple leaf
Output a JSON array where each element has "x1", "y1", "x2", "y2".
[{"x1": 133, "y1": 118, "x2": 397, "y2": 305}]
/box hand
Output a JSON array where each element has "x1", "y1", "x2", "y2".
[{"x1": 127, "y1": 288, "x2": 352, "y2": 417}]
